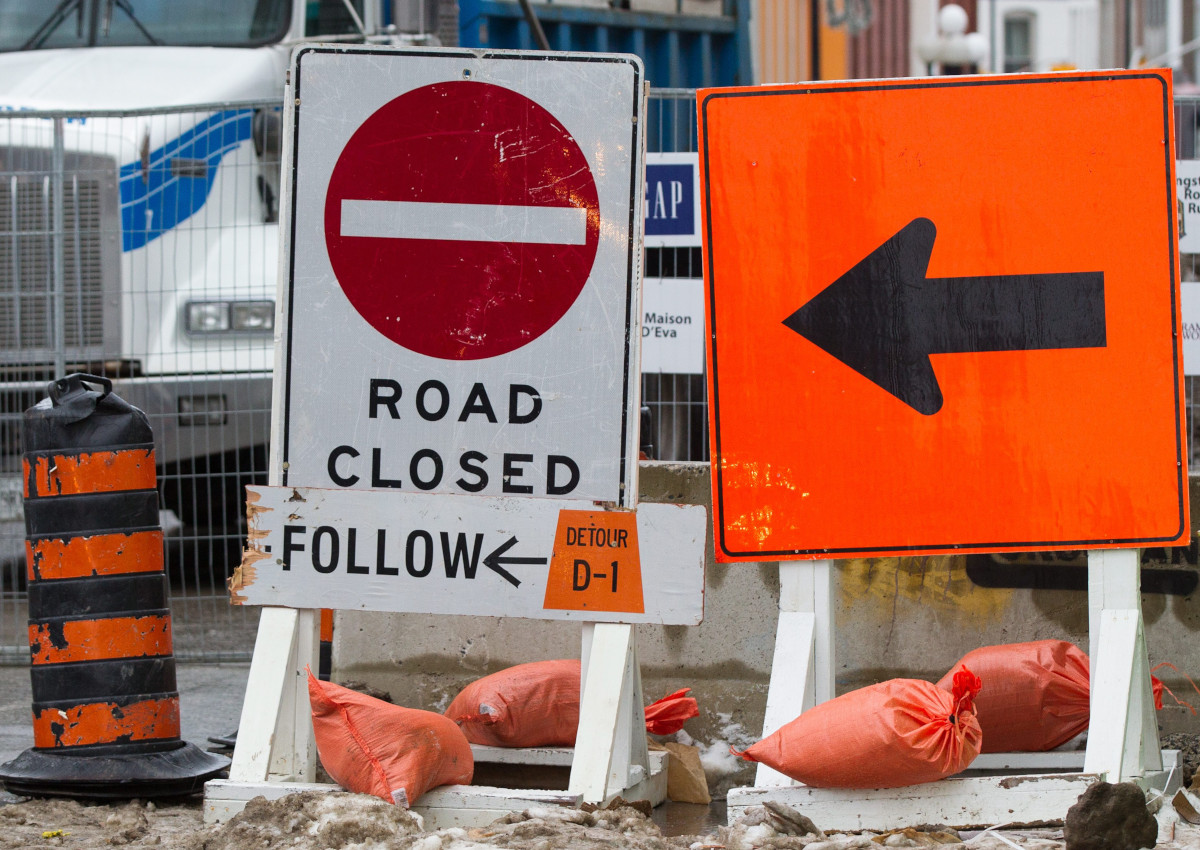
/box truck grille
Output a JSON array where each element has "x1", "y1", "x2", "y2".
[{"x1": 0, "y1": 149, "x2": 119, "y2": 366}]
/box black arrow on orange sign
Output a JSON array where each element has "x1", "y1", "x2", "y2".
[
  {"x1": 483, "y1": 536, "x2": 547, "y2": 589},
  {"x1": 782, "y1": 217, "x2": 1107, "y2": 415}
]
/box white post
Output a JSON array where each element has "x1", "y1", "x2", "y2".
[
  {"x1": 755, "y1": 559, "x2": 835, "y2": 787},
  {"x1": 229, "y1": 607, "x2": 321, "y2": 782},
  {"x1": 1083, "y1": 549, "x2": 1161, "y2": 781},
  {"x1": 569, "y1": 623, "x2": 647, "y2": 802}
]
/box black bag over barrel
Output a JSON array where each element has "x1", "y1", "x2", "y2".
[{"x1": 0, "y1": 374, "x2": 228, "y2": 798}]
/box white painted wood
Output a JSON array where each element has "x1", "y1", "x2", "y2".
[
  {"x1": 755, "y1": 560, "x2": 835, "y2": 788},
  {"x1": 470, "y1": 745, "x2": 576, "y2": 766},
  {"x1": 1088, "y1": 548, "x2": 1141, "y2": 693},
  {"x1": 204, "y1": 779, "x2": 584, "y2": 827},
  {"x1": 613, "y1": 637, "x2": 650, "y2": 797},
  {"x1": 1136, "y1": 636, "x2": 1164, "y2": 774},
  {"x1": 728, "y1": 773, "x2": 1104, "y2": 831},
  {"x1": 968, "y1": 751, "x2": 1085, "y2": 770},
  {"x1": 229, "y1": 607, "x2": 299, "y2": 781},
  {"x1": 1084, "y1": 609, "x2": 1162, "y2": 779},
  {"x1": 268, "y1": 608, "x2": 320, "y2": 781},
  {"x1": 606, "y1": 751, "x2": 668, "y2": 809},
  {"x1": 232, "y1": 486, "x2": 705, "y2": 625},
  {"x1": 580, "y1": 624, "x2": 594, "y2": 700},
  {"x1": 810, "y1": 560, "x2": 835, "y2": 706},
  {"x1": 1084, "y1": 548, "x2": 1161, "y2": 781},
  {"x1": 570, "y1": 623, "x2": 637, "y2": 802},
  {"x1": 755, "y1": 611, "x2": 813, "y2": 788}
]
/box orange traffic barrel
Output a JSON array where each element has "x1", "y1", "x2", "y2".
[{"x1": 0, "y1": 374, "x2": 228, "y2": 798}]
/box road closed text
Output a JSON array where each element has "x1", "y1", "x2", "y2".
[{"x1": 326, "y1": 378, "x2": 581, "y2": 496}]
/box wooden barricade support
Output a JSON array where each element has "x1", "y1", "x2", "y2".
[
  {"x1": 201, "y1": 43, "x2": 702, "y2": 827},
  {"x1": 205, "y1": 611, "x2": 669, "y2": 827},
  {"x1": 726, "y1": 550, "x2": 1181, "y2": 831}
]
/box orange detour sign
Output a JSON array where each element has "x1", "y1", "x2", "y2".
[
  {"x1": 699, "y1": 70, "x2": 1188, "y2": 561},
  {"x1": 544, "y1": 510, "x2": 644, "y2": 614}
]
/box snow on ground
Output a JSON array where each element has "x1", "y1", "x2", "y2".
[{"x1": 3, "y1": 790, "x2": 1200, "y2": 850}]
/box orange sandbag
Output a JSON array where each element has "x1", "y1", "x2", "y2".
[
  {"x1": 446, "y1": 659, "x2": 582, "y2": 747},
  {"x1": 936, "y1": 640, "x2": 1165, "y2": 753},
  {"x1": 734, "y1": 669, "x2": 982, "y2": 789},
  {"x1": 447, "y1": 660, "x2": 702, "y2": 746},
  {"x1": 644, "y1": 688, "x2": 700, "y2": 735},
  {"x1": 308, "y1": 671, "x2": 473, "y2": 806}
]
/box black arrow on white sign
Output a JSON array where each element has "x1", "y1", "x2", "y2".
[
  {"x1": 483, "y1": 536, "x2": 548, "y2": 588},
  {"x1": 782, "y1": 217, "x2": 1107, "y2": 415}
]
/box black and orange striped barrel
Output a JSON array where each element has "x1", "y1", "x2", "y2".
[{"x1": 0, "y1": 374, "x2": 228, "y2": 798}]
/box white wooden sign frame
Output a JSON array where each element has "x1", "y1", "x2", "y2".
[
  {"x1": 229, "y1": 485, "x2": 706, "y2": 624},
  {"x1": 206, "y1": 45, "x2": 685, "y2": 825},
  {"x1": 726, "y1": 551, "x2": 1179, "y2": 830}
]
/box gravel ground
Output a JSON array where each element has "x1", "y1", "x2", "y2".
[{"x1": 0, "y1": 788, "x2": 1198, "y2": 850}]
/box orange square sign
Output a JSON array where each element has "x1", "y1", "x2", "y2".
[
  {"x1": 699, "y1": 70, "x2": 1188, "y2": 561},
  {"x1": 543, "y1": 510, "x2": 644, "y2": 613}
]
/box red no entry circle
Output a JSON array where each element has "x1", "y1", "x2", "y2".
[{"x1": 323, "y1": 80, "x2": 601, "y2": 360}]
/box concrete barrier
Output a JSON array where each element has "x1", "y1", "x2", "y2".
[{"x1": 333, "y1": 462, "x2": 1200, "y2": 794}]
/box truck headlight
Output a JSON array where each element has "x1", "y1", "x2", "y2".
[
  {"x1": 185, "y1": 301, "x2": 274, "y2": 333},
  {"x1": 231, "y1": 301, "x2": 275, "y2": 331}
]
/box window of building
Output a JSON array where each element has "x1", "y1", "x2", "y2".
[{"x1": 1003, "y1": 13, "x2": 1034, "y2": 73}]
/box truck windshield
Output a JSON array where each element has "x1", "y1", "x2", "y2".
[{"x1": 0, "y1": 0, "x2": 291, "y2": 52}]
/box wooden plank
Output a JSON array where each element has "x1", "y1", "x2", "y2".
[
  {"x1": 1085, "y1": 610, "x2": 1161, "y2": 779},
  {"x1": 231, "y1": 486, "x2": 705, "y2": 625},
  {"x1": 969, "y1": 751, "x2": 1085, "y2": 770},
  {"x1": 204, "y1": 779, "x2": 583, "y2": 827},
  {"x1": 269, "y1": 608, "x2": 319, "y2": 781},
  {"x1": 755, "y1": 611, "x2": 812, "y2": 788},
  {"x1": 728, "y1": 773, "x2": 1104, "y2": 831},
  {"x1": 1087, "y1": 548, "x2": 1140, "y2": 690},
  {"x1": 229, "y1": 607, "x2": 299, "y2": 782},
  {"x1": 569, "y1": 623, "x2": 635, "y2": 802},
  {"x1": 471, "y1": 745, "x2": 576, "y2": 766},
  {"x1": 755, "y1": 560, "x2": 834, "y2": 788}
]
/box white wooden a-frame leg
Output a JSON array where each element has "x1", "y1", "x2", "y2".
[
  {"x1": 229, "y1": 606, "x2": 321, "y2": 782},
  {"x1": 755, "y1": 559, "x2": 835, "y2": 788},
  {"x1": 570, "y1": 623, "x2": 649, "y2": 803},
  {"x1": 1083, "y1": 549, "x2": 1162, "y2": 781}
]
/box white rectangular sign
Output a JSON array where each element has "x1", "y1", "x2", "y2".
[
  {"x1": 1179, "y1": 159, "x2": 1200, "y2": 254},
  {"x1": 230, "y1": 486, "x2": 706, "y2": 625},
  {"x1": 644, "y1": 152, "x2": 701, "y2": 248},
  {"x1": 278, "y1": 46, "x2": 645, "y2": 506},
  {"x1": 1183, "y1": 282, "x2": 1200, "y2": 375},
  {"x1": 642, "y1": 278, "x2": 706, "y2": 374}
]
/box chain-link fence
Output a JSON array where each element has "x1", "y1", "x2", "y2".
[
  {"x1": 3, "y1": 91, "x2": 1196, "y2": 662},
  {"x1": 0, "y1": 100, "x2": 280, "y2": 661},
  {"x1": 0, "y1": 90, "x2": 711, "y2": 663}
]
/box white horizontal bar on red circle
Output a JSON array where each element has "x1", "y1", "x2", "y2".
[{"x1": 340, "y1": 199, "x2": 589, "y2": 245}]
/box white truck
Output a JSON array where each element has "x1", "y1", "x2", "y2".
[{"x1": 0, "y1": 0, "x2": 441, "y2": 586}]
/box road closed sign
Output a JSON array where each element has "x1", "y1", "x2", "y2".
[
  {"x1": 281, "y1": 46, "x2": 645, "y2": 505},
  {"x1": 700, "y1": 70, "x2": 1188, "y2": 561}
]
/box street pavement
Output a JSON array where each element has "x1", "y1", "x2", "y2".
[{"x1": 0, "y1": 662, "x2": 250, "y2": 768}]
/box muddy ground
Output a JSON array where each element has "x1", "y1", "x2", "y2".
[{"x1": 0, "y1": 790, "x2": 1198, "y2": 850}]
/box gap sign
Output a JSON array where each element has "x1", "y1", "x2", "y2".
[{"x1": 280, "y1": 46, "x2": 645, "y2": 506}]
